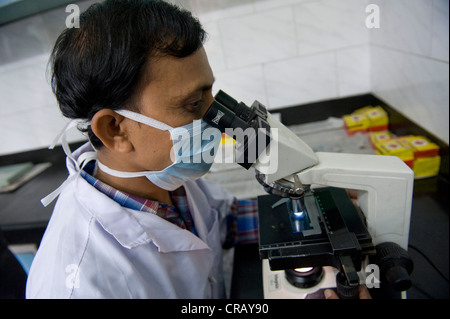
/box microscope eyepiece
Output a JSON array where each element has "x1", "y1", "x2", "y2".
[
  {"x1": 214, "y1": 90, "x2": 238, "y2": 112},
  {"x1": 203, "y1": 100, "x2": 249, "y2": 133},
  {"x1": 214, "y1": 90, "x2": 252, "y2": 121},
  {"x1": 203, "y1": 90, "x2": 272, "y2": 170}
]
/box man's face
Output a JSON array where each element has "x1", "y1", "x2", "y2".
[{"x1": 123, "y1": 46, "x2": 215, "y2": 171}]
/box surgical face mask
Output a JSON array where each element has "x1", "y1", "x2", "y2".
[{"x1": 97, "y1": 109, "x2": 222, "y2": 191}]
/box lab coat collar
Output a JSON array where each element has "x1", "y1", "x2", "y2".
[{"x1": 68, "y1": 143, "x2": 211, "y2": 253}]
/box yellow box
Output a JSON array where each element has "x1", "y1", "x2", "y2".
[
  {"x1": 353, "y1": 105, "x2": 374, "y2": 115},
  {"x1": 366, "y1": 106, "x2": 389, "y2": 132},
  {"x1": 220, "y1": 132, "x2": 236, "y2": 145},
  {"x1": 413, "y1": 156, "x2": 441, "y2": 179},
  {"x1": 369, "y1": 131, "x2": 394, "y2": 149},
  {"x1": 375, "y1": 139, "x2": 414, "y2": 168},
  {"x1": 372, "y1": 133, "x2": 441, "y2": 178},
  {"x1": 343, "y1": 113, "x2": 370, "y2": 136},
  {"x1": 344, "y1": 106, "x2": 389, "y2": 135},
  {"x1": 401, "y1": 136, "x2": 440, "y2": 158}
]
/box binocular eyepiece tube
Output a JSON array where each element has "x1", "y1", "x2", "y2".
[{"x1": 203, "y1": 90, "x2": 272, "y2": 169}]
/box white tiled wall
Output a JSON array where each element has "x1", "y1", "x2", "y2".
[
  {"x1": 202, "y1": 0, "x2": 371, "y2": 108},
  {"x1": 370, "y1": 0, "x2": 449, "y2": 143},
  {"x1": 0, "y1": 0, "x2": 96, "y2": 155},
  {"x1": 0, "y1": 0, "x2": 448, "y2": 156}
]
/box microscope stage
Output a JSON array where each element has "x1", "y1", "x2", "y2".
[{"x1": 258, "y1": 187, "x2": 374, "y2": 271}]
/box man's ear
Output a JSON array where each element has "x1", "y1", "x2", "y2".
[{"x1": 90, "y1": 109, "x2": 133, "y2": 153}]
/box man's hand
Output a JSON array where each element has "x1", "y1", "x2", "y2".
[
  {"x1": 346, "y1": 189, "x2": 359, "y2": 207},
  {"x1": 324, "y1": 285, "x2": 372, "y2": 299}
]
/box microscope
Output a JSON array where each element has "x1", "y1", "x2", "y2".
[{"x1": 204, "y1": 90, "x2": 414, "y2": 299}]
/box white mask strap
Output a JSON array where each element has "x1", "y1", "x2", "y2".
[
  {"x1": 40, "y1": 151, "x2": 97, "y2": 207},
  {"x1": 41, "y1": 119, "x2": 97, "y2": 207},
  {"x1": 115, "y1": 109, "x2": 173, "y2": 131},
  {"x1": 49, "y1": 119, "x2": 81, "y2": 162},
  {"x1": 96, "y1": 160, "x2": 152, "y2": 178}
]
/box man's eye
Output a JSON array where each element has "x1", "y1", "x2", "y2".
[{"x1": 185, "y1": 100, "x2": 203, "y2": 112}]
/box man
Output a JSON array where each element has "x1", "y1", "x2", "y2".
[{"x1": 26, "y1": 0, "x2": 257, "y2": 298}]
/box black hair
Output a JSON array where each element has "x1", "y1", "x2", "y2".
[{"x1": 50, "y1": 0, "x2": 206, "y2": 148}]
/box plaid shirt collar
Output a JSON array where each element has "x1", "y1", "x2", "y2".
[{"x1": 80, "y1": 161, "x2": 196, "y2": 234}]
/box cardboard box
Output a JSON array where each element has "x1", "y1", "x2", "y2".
[
  {"x1": 375, "y1": 139, "x2": 414, "y2": 168},
  {"x1": 401, "y1": 136, "x2": 440, "y2": 158},
  {"x1": 366, "y1": 106, "x2": 389, "y2": 132},
  {"x1": 375, "y1": 134, "x2": 441, "y2": 178},
  {"x1": 344, "y1": 106, "x2": 389, "y2": 135},
  {"x1": 369, "y1": 131, "x2": 394, "y2": 149},
  {"x1": 401, "y1": 136, "x2": 440, "y2": 179},
  {"x1": 412, "y1": 156, "x2": 441, "y2": 179},
  {"x1": 343, "y1": 113, "x2": 370, "y2": 136}
]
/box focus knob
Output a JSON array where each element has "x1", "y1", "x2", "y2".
[
  {"x1": 373, "y1": 242, "x2": 413, "y2": 291},
  {"x1": 336, "y1": 272, "x2": 359, "y2": 299}
]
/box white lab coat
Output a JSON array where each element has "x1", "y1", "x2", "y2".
[{"x1": 26, "y1": 143, "x2": 235, "y2": 298}]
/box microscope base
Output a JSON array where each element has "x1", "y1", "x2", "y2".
[{"x1": 262, "y1": 260, "x2": 339, "y2": 299}]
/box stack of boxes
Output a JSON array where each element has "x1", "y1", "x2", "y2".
[
  {"x1": 343, "y1": 106, "x2": 441, "y2": 179},
  {"x1": 343, "y1": 106, "x2": 389, "y2": 136},
  {"x1": 373, "y1": 134, "x2": 441, "y2": 179}
]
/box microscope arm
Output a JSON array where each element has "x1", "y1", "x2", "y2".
[
  {"x1": 251, "y1": 109, "x2": 414, "y2": 250},
  {"x1": 295, "y1": 152, "x2": 414, "y2": 250}
]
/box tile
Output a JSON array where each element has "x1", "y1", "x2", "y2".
[
  {"x1": 400, "y1": 53, "x2": 449, "y2": 143},
  {"x1": 189, "y1": 0, "x2": 254, "y2": 14},
  {"x1": 0, "y1": 52, "x2": 86, "y2": 155},
  {"x1": 264, "y1": 52, "x2": 338, "y2": 109},
  {"x1": 371, "y1": 46, "x2": 406, "y2": 96},
  {"x1": 370, "y1": 0, "x2": 433, "y2": 57},
  {"x1": 372, "y1": 46, "x2": 449, "y2": 143},
  {"x1": 202, "y1": 20, "x2": 227, "y2": 72},
  {"x1": 213, "y1": 64, "x2": 267, "y2": 107},
  {"x1": 0, "y1": 14, "x2": 50, "y2": 65},
  {"x1": 218, "y1": 7, "x2": 297, "y2": 69},
  {"x1": 431, "y1": 0, "x2": 449, "y2": 62},
  {"x1": 294, "y1": 0, "x2": 370, "y2": 55},
  {"x1": 0, "y1": 54, "x2": 52, "y2": 116},
  {"x1": 0, "y1": 104, "x2": 86, "y2": 155},
  {"x1": 253, "y1": 0, "x2": 309, "y2": 12},
  {"x1": 197, "y1": 2, "x2": 255, "y2": 24},
  {"x1": 336, "y1": 45, "x2": 371, "y2": 97}
]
